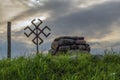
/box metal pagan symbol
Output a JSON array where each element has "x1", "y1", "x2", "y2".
[{"x1": 24, "y1": 19, "x2": 51, "y2": 54}]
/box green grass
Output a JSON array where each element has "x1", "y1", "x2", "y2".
[{"x1": 0, "y1": 53, "x2": 120, "y2": 80}]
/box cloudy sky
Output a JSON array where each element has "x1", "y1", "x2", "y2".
[{"x1": 0, "y1": 0, "x2": 120, "y2": 58}]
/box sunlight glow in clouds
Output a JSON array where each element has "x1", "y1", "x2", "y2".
[
  {"x1": 12, "y1": 20, "x2": 31, "y2": 31},
  {"x1": 12, "y1": 16, "x2": 46, "y2": 31},
  {"x1": 29, "y1": 0, "x2": 45, "y2": 7},
  {"x1": 39, "y1": 16, "x2": 46, "y2": 20}
]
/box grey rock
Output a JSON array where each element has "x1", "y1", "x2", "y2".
[{"x1": 49, "y1": 36, "x2": 91, "y2": 55}]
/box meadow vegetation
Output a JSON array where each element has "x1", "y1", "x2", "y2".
[{"x1": 0, "y1": 53, "x2": 120, "y2": 80}]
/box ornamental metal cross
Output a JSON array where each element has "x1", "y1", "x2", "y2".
[{"x1": 24, "y1": 19, "x2": 51, "y2": 54}]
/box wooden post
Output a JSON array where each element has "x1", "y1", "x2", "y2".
[
  {"x1": 7, "y1": 22, "x2": 11, "y2": 58},
  {"x1": 36, "y1": 27, "x2": 39, "y2": 54}
]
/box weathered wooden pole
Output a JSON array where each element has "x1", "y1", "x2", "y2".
[{"x1": 7, "y1": 22, "x2": 11, "y2": 58}]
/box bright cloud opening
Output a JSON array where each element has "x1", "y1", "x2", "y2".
[
  {"x1": 12, "y1": 16, "x2": 46, "y2": 31},
  {"x1": 12, "y1": 20, "x2": 31, "y2": 31},
  {"x1": 39, "y1": 16, "x2": 46, "y2": 20}
]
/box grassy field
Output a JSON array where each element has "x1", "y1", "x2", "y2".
[{"x1": 0, "y1": 53, "x2": 120, "y2": 80}]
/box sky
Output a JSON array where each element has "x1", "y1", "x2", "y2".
[{"x1": 0, "y1": 0, "x2": 120, "y2": 58}]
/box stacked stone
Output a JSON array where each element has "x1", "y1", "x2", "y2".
[{"x1": 49, "y1": 36, "x2": 90, "y2": 55}]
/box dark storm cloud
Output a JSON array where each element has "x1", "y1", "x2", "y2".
[{"x1": 50, "y1": 1, "x2": 120, "y2": 38}]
